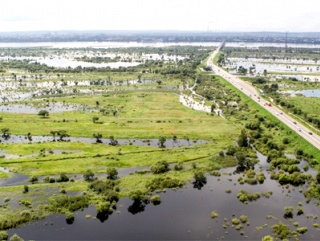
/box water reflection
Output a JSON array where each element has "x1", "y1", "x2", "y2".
[
  {"x1": 5, "y1": 150, "x2": 320, "y2": 240},
  {"x1": 0, "y1": 134, "x2": 206, "y2": 148}
]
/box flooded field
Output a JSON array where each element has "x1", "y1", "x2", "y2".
[
  {"x1": 6, "y1": 152, "x2": 320, "y2": 240},
  {"x1": 283, "y1": 89, "x2": 320, "y2": 97},
  {"x1": 0, "y1": 102, "x2": 85, "y2": 113},
  {"x1": 225, "y1": 58, "x2": 320, "y2": 77}
]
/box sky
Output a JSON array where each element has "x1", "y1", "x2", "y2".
[{"x1": 0, "y1": 0, "x2": 319, "y2": 32}]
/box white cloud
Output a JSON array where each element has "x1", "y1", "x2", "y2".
[{"x1": 0, "y1": 0, "x2": 319, "y2": 32}]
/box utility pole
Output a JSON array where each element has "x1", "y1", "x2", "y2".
[{"x1": 285, "y1": 31, "x2": 288, "y2": 52}]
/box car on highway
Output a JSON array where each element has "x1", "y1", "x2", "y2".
[
  {"x1": 309, "y1": 132, "x2": 313, "y2": 135},
  {"x1": 293, "y1": 122, "x2": 297, "y2": 124}
]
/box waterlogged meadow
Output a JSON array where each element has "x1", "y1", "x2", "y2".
[{"x1": 0, "y1": 44, "x2": 319, "y2": 240}]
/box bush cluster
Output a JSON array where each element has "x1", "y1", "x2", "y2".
[{"x1": 146, "y1": 177, "x2": 184, "y2": 191}]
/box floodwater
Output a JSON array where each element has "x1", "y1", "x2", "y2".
[
  {"x1": 225, "y1": 58, "x2": 320, "y2": 75},
  {"x1": 35, "y1": 58, "x2": 140, "y2": 68},
  {"x1": 6, "y1": 151, "x2": 320, "y2": 240},
  {"x1": 0, "y1": 102, "x2": 85, "y2": 113},
  {"x1": 225, "y1": 42, "x2": 320, "y2": 49},
  {"x1": 0, "y1": 41, "x2": 319, "y2": 49},
  {"x1": 284, "y1": 89, "x2": 320, "y2": 98},
  {"x1": 0, "y1": 42, "x2": 221, "y2": 48},
  {"x1": 301, "y1": 89, "x2": 320, "y2": 98},
  {"x1": 0, "y1": 135, "x2": 206, "y2": 148}
]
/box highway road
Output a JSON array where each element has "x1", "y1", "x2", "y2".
[{"x1": 206, "y1": 46, "x2": 320, "y2": 151}]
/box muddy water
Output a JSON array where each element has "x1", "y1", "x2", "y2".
[{"x1": 7, "y1": 152, "x2": 320, "y2": 240}]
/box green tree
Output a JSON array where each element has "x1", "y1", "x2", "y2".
[
  {"x1": 92, "y1": 116, "x2": 99, "y2": 123},
  {"x1": 129, "y1": 190, "x2": 148, "y2": 202},
  {"x1": 38, "y1": 110, "x2": 49, "y2": 118},
  {"x1": 57, "y1": 130, "x2": 69, "y2": 141},
  {"x1": 93, "y1": 133, "x2": 103, "y2": 143},
  {"x1": 50, "y1": 130, "x2": 58, "y2": 141},
  {"x1": 235, "y1": 152, "x2": 246, "y2": 167},
  {"x1": 106, "y1": 167, "x2": 118, "y2": 180},
  {"x1": 109, "y1": 136, "x2": 118, "y2": 146},
  {"x1": 83, "y1": 169, "x2": 94, "y2": 181},
  {"x1": 1, "y1": 128, "x2": 10, "y2": 139},
  {"x1": 158, "y1": 136, "x2": 166, "y2": 148},
  {"x1": 193, "y1": 171, "x2": 207, "y2": 189},
  {"x1": 237, "y1": 129, "x2": 248, "y2": 147},
  {"x1": 194, "y1": 171, "x2": 206, "y2": 183},
  {"x1": 57, "y1": 173, "x2": 69, "y2": 182}
]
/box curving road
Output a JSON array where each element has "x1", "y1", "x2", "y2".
[{"x1": 206, "y1": 45, "x2": 320, "y2": 150}]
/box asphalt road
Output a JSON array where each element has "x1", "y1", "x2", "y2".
[{"x1": 206, "y1": 46, "x2": 320, "y2": 151}]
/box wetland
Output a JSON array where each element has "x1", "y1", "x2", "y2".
[{"x1": 0, "y1": 42, "x2": 320, "y2": 240}]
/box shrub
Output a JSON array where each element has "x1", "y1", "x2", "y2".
[
  {"x1": 244, "y1": 178, "x2": 257, "y2": 185},
  {"x1": 65, "y1": 211, "x2": 74, "y2": 224},
  {"x1": 9, "y1": 234, "x2": 24, "y2": 241},
  {"x1": 272, "y1": 222, "x2": 291, "y2": 239},
  {"x1": 57, "y1": 173, "x2": 69, "y2": 182},
  {"x1": 23, "y1": 185, "x2": 29, "y2": 193},
  {"x1": 194, "y1": 171, "x2": 206, "y2": 183},
  {"x1": 83, "y1": 169, "x2": 94, "y2": 181},
  {"x1": 174, "y1": 162, "x2": 184, "y2": 171},
  {"x1": 0, "y1": 231, "x2": 8, "y2": 240},
  {"x1": 231, "y1": 218, "x2": 240, "y2": 225},
  {"x1": 284, "y1": 206, "x2": 294, "y2": 218},
  {"x1": 96, "y1": 201, "x2": 113, "y2": 214},
  {"x1": 262, "y1": 236, "x2": 274, "y2": 241},
  {"x1": 282, "y1": 138, "x2": 289, "y2": 144},
  {"x1": 158, "y1": 136, "x2": 166, "y2": 148},
  {"x1": 296, "y1": 227, "x2": 308, "y2": 234},
  {"x1": 226, "y1": 145, "x2": 236, "y2": 156},
  {"x1": 20, "y1": 210, "x2": 31, "y2": 221},
  {"x1": 129, "y1": 190, "x2": 148, "y2": 202},
  {"x1": 210, "y1": 170, "x2": 221, "y2": 176},
  {"x1": 225, "y1": 189, "x2": 232, "y2": 194},
  {"x1": 106, "y1": 167, "x2": 118, "y2": 180},
  {"x1": 146, "y1": 177, "x2": 184, "y2": 191},
  {"x1": 49, "y1": 195, "x2": 89, "y2": 212},
  {"x1": 38, "y1": 110, "x2": 49, "y2": 118},
  {"x1": 105, "y1": 190, "x2": 119, "y2": 203},
  {"x1": 297, "y1": 208, "x2": 304, "y2": 216},
  {"x1": 43, "y1": 176, "x2": 50, "y2": 183},
  {"x1": 235, "y1": 224, "x2": 243, "y2": 230},
  {"x1": 237, "y1": 190, "x2": 261, "y2": 203},
  {"x1": 150, "y1": 161, "x2": 169, "y2": 174},
  {"x1": 240, "y1": 215, "x2": 248, "y2": 223},
  {"x1": 29, "y1": 176, "x2": 38, "y2": 184},
  {"x1": 211, "y1": 211, "x2": 219, "y2": 219},
  {"x1": 256, "y1": 173, "x2": 266, "y2": 183},
  {"x1": 89, "y1": 179, "x2": 118, "y2": 194},
  {"x1": 151, "y1": 195, "x2": 161, "y2": 205}
]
